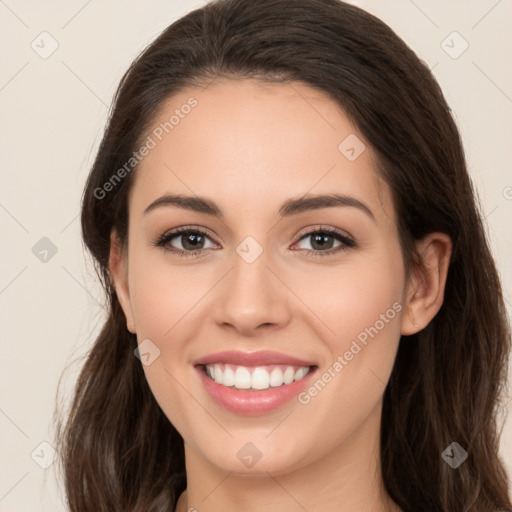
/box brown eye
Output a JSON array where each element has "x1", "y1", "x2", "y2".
[
  {"x1": 153, "y1": 227, "x2": 218, "y2": 257},
  {"x1": 293, "y1": 228, "x2": 356, "y2": 258}
]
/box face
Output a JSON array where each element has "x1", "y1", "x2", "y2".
[{"x1": 111, "y1": 78, "x2": 413, "y2": 476}]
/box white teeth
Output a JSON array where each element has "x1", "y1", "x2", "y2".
[
  {"x1": 205, "y1": 364, "x2": 312, "y2": 390},
  {"x1": 251, "y1": 367, "x2": 270, "y2": 390},
  {"x1": 269, "y1": 368, "x2": 284, "y2": 387},
  {"x1": 223, "y1": 366, "x2": 235, "y2": 387},
  {"x1": 214, "y1": 365, "x2": 223, "y2": 384},
  {"x1": 234, "y1": 366, "x2": 251, "y2": 389},
  {"x1": 283, "y1": 367, "x2": 295, "y2": 385},
  {"x1": 294, "y1": 367, "x2": 309, "y2": 380}
]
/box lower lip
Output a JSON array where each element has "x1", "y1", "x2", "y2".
[{"x1": 195, "y1": 365, "x2": 317, "y2": 415}]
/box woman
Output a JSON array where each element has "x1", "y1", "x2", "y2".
[{"x1": 54, "y1": 0, "x2": 512, "y2": 510}]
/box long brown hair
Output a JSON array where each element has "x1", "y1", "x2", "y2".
[{"x1": 54, "y1": 0, "x2": 512, "y2": 510}]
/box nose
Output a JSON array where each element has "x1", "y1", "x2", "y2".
[{"x1": 213, "y1": 248, "x2": 291, "y2": 337}]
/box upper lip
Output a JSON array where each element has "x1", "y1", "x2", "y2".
[{"x1": 193, "y1": 350, "x2": 316, "y2": 368}]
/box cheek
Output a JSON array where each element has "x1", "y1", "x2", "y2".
[
  {"x1": 337, "y1": 257, "x2": 404, "y2": 380},
  {"x1": 127, "y1": 251, "x2": 218, "y2": 424},
  {"x1": 293, "y1": 250, "x2": 404, "y2": 409},
  {"x1": 290, "y1": 250, "x2": 405, "y2": 354},
  {"x1": 126, "y1": 253, "x2": 207, "y2": 435},
  {"x1": 128, "y1": 250, "x2": 211, "y2": 340},
  {"x1": 282, "y1": 266, "x2": 403, "y2": 465}
]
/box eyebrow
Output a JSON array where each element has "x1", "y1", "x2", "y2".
[{"x1": 143, "y1": 193, "x2": 375, "y2": 221}]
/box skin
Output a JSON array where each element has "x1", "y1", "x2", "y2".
[{"x1": 109, "y1": 78, "x2": 451, "y2": 512}]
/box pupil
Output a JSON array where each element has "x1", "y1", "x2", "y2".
[
  {"x1": 183, "y1": 233, "x2": 203, "y2": 250},
  {"x1": 312, "y1": 234, "x2": 332, "y2": 250}
]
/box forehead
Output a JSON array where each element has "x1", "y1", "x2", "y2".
[{"x1": 129, "y1": 79, "x2": 393, "y2": 223}]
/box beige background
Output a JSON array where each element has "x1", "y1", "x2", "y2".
[{"x1": 0, "y1": 0, "x2": 511, "y2": 510}]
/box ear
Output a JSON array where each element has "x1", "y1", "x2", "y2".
[
  {"x1": 109, "y1": 229, "x2": 136, "y2": 333},
  {"x1": 401, "y1": 232, "x2": 452, "y2": 336}
]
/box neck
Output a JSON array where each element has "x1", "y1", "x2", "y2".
[{"x1": 175, "y1": 402, "x2": 401, "y2": 512}]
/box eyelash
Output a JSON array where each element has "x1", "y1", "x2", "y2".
[{"x1": 151, "y1": 225, "x2": 356, "y2": 259}]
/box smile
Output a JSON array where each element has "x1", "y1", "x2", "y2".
[
  {"x1": 204, "y1": 363, "x2": 312, "y2": 390},
  {"x1": 193, "y1": 350, "x2": 318, "y2": 415}
]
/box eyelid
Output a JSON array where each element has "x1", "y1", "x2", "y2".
[
  {"x1": 294, "y1": 224, "x2": 354, "y2": 243},
  {"x1": 152, "y1": 224, "x2": 356, "y2": 257},
  {"x1": 157, "y1": 225, "x2": 220, "y2": 249},
  {"x1": 159, "y1": 225, "x2": 219, "y2": 243},
  {"x1": 156, "y1": 224, "x2": 354, "y2": 244}
]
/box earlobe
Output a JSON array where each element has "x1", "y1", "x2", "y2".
[
  {"x1": 108, "y1": 230, "x2": 137, "y2": 334},
  {"x1": 401, "y1": 232, "x2": 452, "y2": 336}
]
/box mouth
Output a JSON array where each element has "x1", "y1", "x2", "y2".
[
  {"x1": 199, "y1": 363, "x2": 314, "y2": 390},
  {"x1": 192, "y1": 350, "x2": 318, "y2": 415}
]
